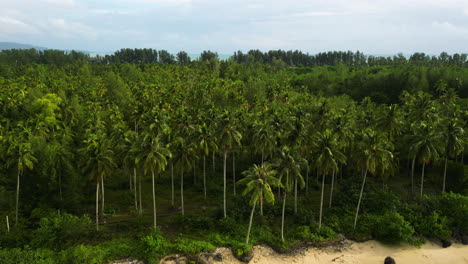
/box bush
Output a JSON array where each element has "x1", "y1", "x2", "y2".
[
  {"x1": 30, "y1": 213, "x2": 94, "y2": 249},
  {"x1": 58, "y1": 244, "x2": 106, "y2": 264},
  {"x1": 171, "y1": 238, "x2": 215, "y2": 254},
  {"x1": 294, "y1": 223, "x2": 338, "y2": 242},
  {"x1": 413, "y1": 211, "x2": 451, "y2": 239},
  {"x1": 439, "y1": 192, "x2": 468, "y2": 233},
  {"x1": 372, "y1": 211, "x2": 415, "y2": 244},
  {"x1": 139, "y1": 228, "x2": 170, "y2": 263},
  {"x1": 0, "y1": 247, "x2": 57, "y2": 264},
  {"x1": 171, "y1": 214, "x2": 214, "y2": 232}
]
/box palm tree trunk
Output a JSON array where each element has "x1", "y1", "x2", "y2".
[
  {"x1": 411, "y1": 157, "x2": 415, "y2": 193},
  {"x1": 152, "y1": 170, "x2": 157, "y2": 229},
  {"x1": 223, "y1": 150, "x2": 227, "y2": 218},
  {"x1": 281, "y1": 192, "x2": 286, "y2": 241},
  {"x1": 96, "y1": 180, "x2": 99, "y2": 231},
  {"x1": 15, "y1": 169, "x2": 21, "y2": 225},
  {"x1": 319, "y1": 172, "x2": 325, "y2": 230},
  {"x1": 354, "y1": 169, "x2": 368, "y2": 229},
  {"x1": 246, "y1": 201, "x2": 257, "y2": 244},
  {"x1": 233, "y1": 153, "x2": 236, "y2": 195},
  {"x1": 181, "y1": 171, "x2": 184, "y2": 216},
  {"x1": 171, "y1": 163, "x2": 174, "y2": 207},
  {"x1": 260, "y1": 189, "x2": 263, "y2": 216},
  {"x1": 134, "y1": 168, "x2": 138, "y2": 211},
  {"x1": 442, "y1": 155, "x2": 448, "y2": 193},
  {"x1": 193, "y1": 161, "x2": 196, "y2": 185},
  {"x1": 294, "y1": 177, "x2": 297, "y2": 214},
  {"x1": 203, "y1": 155, "x2": 206, "y2": 200},
  {"x1": 59, "y1": 169, "x2": 63, "y2": 201},
  {"x1": 212, "y1": 151, "x2": 215, "y2": 172},
  {"x1": 101, "y1": 177, "x2": 105, "y2": 222},
  {"x1": 139, "y1": 172, "x2": 142, "y2": 216},
  {"x1": 420, "y1": 162, "x2": 426, "y2": 198},
  {"x1": 329, "y1": 170, "x2": 335, "y2": 208},
  {"x1": 129, "y1": 170, "x2": 133, "y2": 192}
]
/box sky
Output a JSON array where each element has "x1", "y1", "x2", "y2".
[{"x1": 0, "y1": 0, "x2": 467, "y2": 54}]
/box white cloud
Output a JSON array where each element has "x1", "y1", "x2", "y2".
[
  {"x1": 46, "y1": 18, "x2": 98, "y2": 40},
  {"x1": 464, "y1": 9, "x2": 468, "y2": 16},
  {"x1": 0, "y1": 16, "x2": 39, "y2": 34},
  {"x1": 432, "y1": 21, "x2": 468, "y2": 37},
  {"x1": 42, "y1": 0, "x2": 78, "y2": 7}
]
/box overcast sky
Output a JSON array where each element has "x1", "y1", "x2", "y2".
[{"x1": 1, "y1": 0, "x2": 467, "y2": 54}]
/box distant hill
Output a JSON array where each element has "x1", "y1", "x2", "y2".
[{"x1": 0, "y1": 42, "x2": 47, "y2": 51}]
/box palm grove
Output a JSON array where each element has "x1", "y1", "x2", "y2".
[{"x1": 0, "y1": 48, "x2": 467, "y2": 263}]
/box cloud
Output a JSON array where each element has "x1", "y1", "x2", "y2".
[
  {"x1": 46, "y1": 18, "x2": 98, "y2": 40},
  {"x1": 0, "y1": 16, "x2": 39, "y2": 34},
  {"x1": 42, "y1": 0, "x2": 78, "y2": 8},
  {"x1": 464, "y1": 9, "x2": 468, "y2": 16},
  {"x1": 432, "y1": 21, "x2": 468, "y2": 37}
]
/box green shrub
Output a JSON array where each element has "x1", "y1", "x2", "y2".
[
  {"x1": 294, "y1": 223, "x2": 338, "y2": 242},
  {"x1": 31, "y1": 213, "x2": 94, "y2": 249},
  {"x1": 171, "y1": 238, "x2": 215, "y2": 254},
  {"x1": 171, "y1": 214, "x2": 214, "y2": 232},
  {"x1": 58, "y1": 244, "x2": 106, "y2": 264},
  {"x1": 372, "y1": 211, "x2": 415, "y2": 244},
  {"x1": 100, "y1": 238, "x2": 137, "y2": 261},
  {"x1": 414, "y1": 211, "x2": 451, "y2": 239},
  {"x1": 0, "y1": 247, "x2": 57, "y2": 264},
  {"x1": 139, "y1": 228, "x2": 170, "y2": 263},
  {"x1": 439, "y1": 192, "x2": 468, "y2": 233}
]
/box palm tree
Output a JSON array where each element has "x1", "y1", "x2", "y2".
[
  {"x1": 238, "y1": 163, "x2": 280, "y2": 244},
  {"x1": 6, "y1": 125, "x2": 37, "y2": 226},
  {"x1": 218, "y1": 110, "x2": 242, "y2": 218},
  {"x1": 276, "y1": 146, "x2": 304, "y2": 241},
  {"x1": 353, "y1": 129, "x2": 393, "y2": 229},
  {"x1": 196, "y1": 122, "x2": 217, "y2": 200},
  {"x1": 408, "y1": 123, "x2": 442, "y2": 197},
  {"x1": 313, "y1": 129, "x2": 346, "y2": 229},
  {"x1": 440, "y1": 120, "x2": 464, "y2": 192},
  {"x1": 138, "y1": 133, "x2": 171, "y2": 229},
  {"x1": 82, "y1": 137, "x2": 116, "y2": 231},
  {"x1": 172, "y1": 137, "x2": 197, "y2": 216}
]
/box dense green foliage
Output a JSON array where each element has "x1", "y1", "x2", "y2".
[{"x1": 0, "y1": 49, "x2": 467, "y2": 263}]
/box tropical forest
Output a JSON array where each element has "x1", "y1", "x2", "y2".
[{"x1": 0, "y1": 48, "x2": 467, "y2": 264}]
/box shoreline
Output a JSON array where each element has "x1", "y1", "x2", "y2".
[{"x1": 155, "y1": 239, "x2": 468, "y2": 264}]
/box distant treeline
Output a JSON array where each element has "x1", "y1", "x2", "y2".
[{"x1": 0, "y1": 48, "x2": 467, "y2": 67}]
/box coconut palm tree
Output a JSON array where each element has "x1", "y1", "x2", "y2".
[
  {"x1": 353, "y1": 129, "x2": 394, "y2": 229},
  {"x1": 313, "y1": 129, "x2": 346, "y2": 229},
  {"x1": 6, "y1": 124, "x2": 37, "y2": 226},
  {"x1": 218, "y1": 110, "x2": 242, "y2": 218},
  {"x1": 408, "y1": 123, "x2": 442, "y2": 197},
  {"x1": 276, "y1": 146, "x2": 304, "y2": 241},
  {"x1": 238, "y1": 163, "x2": 280, "y2": 244},
  {"x1": 138, "y1": 132, "x2": 171, "y2": 229},
  {"x1": 440, "y1": 120, "x2": 464, "y2": 192}
]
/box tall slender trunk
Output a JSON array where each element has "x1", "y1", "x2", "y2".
[
  {"x1": 139, "y1": 172, "x2": 142, "y2": 216},
  {"x1": 281, "y1": 192, "x2": 286, "y2": 241},
  {"x1": 319, "y1": 172, "x2": 325, "y2": 230},
  {"x1": 6, "y1": 216, "x2": 9, "y2": 233},
  {"x1": 294, "y1": 176, "x2": 298, "y2": 214},
  {"x1": 59, "y1": 170, "x2": 63, "y2": 201},
  {"x1": 442, "y1": 155, "x2": 448, "y2": 193},
  {"x1": 233, "y1": 153, "x2": 236, "y2": 195},
  {"x1": 101, "y1": 177, "x2": 105, "y2": 222},
  {"x1": 171, "y1": 163, "x2": 174, "y2": 207},
  {"x1": 260, "y1": 189, "x2": 263, "y2": 216},
  {"x1": 152, "y1": 170, "x2": 157, "y2": 229},
  {"x1": 306, "y1": 166, "x2": 309, "y2": 193},
  {"x1": 411, "y1": 157, "x2": 415, "y2": 193},
  {"x1": 181, "y1": 171, "x2": 184, "y2": 216},
  {"x1": 420, "y1": 162, "x2": 426, "y2": 198},
  {"x1": 354, "y1": 169, "x2": 368, "y2": 229},
  {"x1": 212, "y1": 151, "x2": 215, "y2": 172},
  {"x1": 96, "y1": 181, "x2": 99, "y2": 231},
  {"x1": 203, "y1": 155, "x2": 206, "y2": 200},
  {"x1": 129, "y1": 170, "x2": 132, "y2": 192},
  {"x1": 134, "y1": 168, "x2": 138, "y2": 211},
  {"x1": 223, "y1": 150, "x2": 227, "y2": 218},
  {"x1": 15, "y1": 169, "x2": 21, "y2": 225},
  {"x1": 329, "y1": 170, "x2": 335, "y2": 208},
  {"x1": 245, "y1": 201, "x2": 257, "y2": 244},
  {"x1": 340, "y1": 163, "x2": 343, "y2": 180}
]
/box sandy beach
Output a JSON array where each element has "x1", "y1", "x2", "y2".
[{"x1": 211, "y1": 240, "x2": 468, "y2": 264}]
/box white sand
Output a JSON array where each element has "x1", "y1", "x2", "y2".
[{"x1": 213, "y1": 240, "x2": 468, "y2": 264}]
